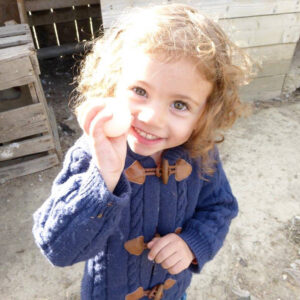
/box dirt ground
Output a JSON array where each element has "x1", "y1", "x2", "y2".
[{"x1": 0, "y1": 56, "x2": 300, "y2": 300}]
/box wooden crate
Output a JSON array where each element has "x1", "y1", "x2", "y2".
[
  {"x1": 17, "y1": 0, "x2": 103, "y2": 59},
  {"x1": 100, "y1": 0, "x2": 300, "y2": 101},
  {"x1": 0, "y1": 23, "x2": 62, "y2": 183}
]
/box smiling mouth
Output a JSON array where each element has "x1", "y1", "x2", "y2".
[{"x1": 133, "y1": 126, "x2": 161, "y2": 140}]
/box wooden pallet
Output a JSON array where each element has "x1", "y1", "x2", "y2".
[{"x1": 0, "y1": 23, "x2": 62, "y2": 183}]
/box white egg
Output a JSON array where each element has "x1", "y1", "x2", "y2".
[{"x1": 103, "y1": 98, "x2": 132, "y2": 137}]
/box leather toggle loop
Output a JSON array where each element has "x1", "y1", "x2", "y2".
[
  {"x1": 124, "y1": 228, "x2": 182, "y2": 256},
  {"x1": 125, "y1": 278, "x2": 176, "y2": 300},
  {"x1": 125, "y1": 159, "x2": 192, "y2": 185}
]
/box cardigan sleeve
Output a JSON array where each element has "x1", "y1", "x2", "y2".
[
  {"x1": 32, "y1": 140, "x2": 131, "y2": 267},
  {"x1": 179, "y1": 149, "x2": 238, "y2": 273}
]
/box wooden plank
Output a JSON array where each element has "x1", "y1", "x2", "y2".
[
  {"x1": 219, "y1": 13, "x2": 300, "y2": 47},
  {"x1": 0, "y1": 75, "x2": 36, "y2": 91},
  {"x1": 245, "y1": 43, "x2": 297, "y2": 77},
  {"x1": 28, "y1": 82, "x2": 39, "y2": 103},
  {"x1": 101, "y1": 0, "x2": 300, "y2": 28},
  {"x1": 240, "y1": 75, "x2": 285, "y2": 101},
  {"x1": 29, "y1": 52, "x2": 40, "y2": 75},
  {"x1": 48, "y1": 105, "x2": 62, "y2": 161},
  {"x1": 31, "y1": 78, "x2": 58, "y2": 144},
  {"x1": 0, "y1": 34, "x2": 32, "y2": 49},
  {"x1": 17, "y1": 0, "x2": 29, "y2": 24},
  {"x1": 0, "y1": 24, "x2": 30, "y2": 38},
  {"x1": 193, "y1": 0, "x2": 300, "y2": 18},
  {"x1": 0, "y1": 56, "x2": 34, "y2": 89},
  {"x1": 0, "y1": 103, "x2": 48, "y2": 143},
  {"x1": 0, "y1": 153, "x2": 59, "y2": 182},
  {"x1": 0, "y1": 44, "x2": 34, "y2": 62},
  {"x1": 25, "y1": 0, "x2": 99, "y2": 12},
  {"x1": 101, "y1": 6, "x2": 300, "y2": 47},
  {"x1": 0, "y1": 134, "x2": 54, "y2": 162},
  {"x1": 28, "y1": 4, "x2": 100, "y2": 26}
]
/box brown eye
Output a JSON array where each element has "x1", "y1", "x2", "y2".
[
  {"x1": 172, "y1": 101, "x2": 188, "y2": 111},
  {"x1": 133, "y1": 87, "x2": 147, "y2": 97}
]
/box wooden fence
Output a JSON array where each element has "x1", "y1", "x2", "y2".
[{"x1": 100, "y1": 0, "x2": 300, "y2": 101}]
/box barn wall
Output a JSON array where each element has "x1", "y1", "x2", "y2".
[{"x1": 100, "y1": 0, "x2": 300, "y2": 101}]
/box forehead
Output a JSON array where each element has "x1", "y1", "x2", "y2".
[{"x1": 120, "y1": 51, "x2": 212, "y2": 98}]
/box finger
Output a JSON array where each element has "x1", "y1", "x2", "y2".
[
  {"x1": 168, "y1": 259, "x2": 186, "y2": 275},
  {"x1": 79, "y1": 102, "x2": 106, "y2": 135},
  {"x1": 160, "y1": 252, "x2": 180, "y2": 270},
  {"x1": 153, "y1": 245, "x2": 177, "y2": 264},
  {"x1": 89, "y1": 109, "x2": 113, "y2": 140},
  {"x1": 147, "y1": 237, "x2": 160, "y2": 249},
  {"x1": 148, "y1": 237, "x2": 172, "y2": 261}
]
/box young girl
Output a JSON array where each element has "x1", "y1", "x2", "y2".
[{"x1": 33, "y1": 4, "x2": 251, "y2": 300}]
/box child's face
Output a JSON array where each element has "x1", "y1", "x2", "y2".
[{"x1": 116, "y1": 52, "x2": 212, "y2": 163}]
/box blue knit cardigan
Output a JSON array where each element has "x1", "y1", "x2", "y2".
[{"x1": 32, "y1": 135, "x2": 238, "y2": 299}]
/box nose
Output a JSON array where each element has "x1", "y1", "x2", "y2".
[{"x1": 135, "y1": 102, "x2": 167, "y2": 128}]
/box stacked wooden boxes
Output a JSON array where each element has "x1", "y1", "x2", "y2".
[
  {"x1": 0, "y1": 24, "x2": 62, "y2": 182},
  {"x1": 100, "y1": 0, "x2": 300, "y2": 101}
]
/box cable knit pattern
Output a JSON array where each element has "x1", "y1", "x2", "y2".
[
  {"x1": 175, "y1": 181, "x2": 188, "y2": 228},
  {"x1": 127, "y1": 185, "x2": 144, "y2": 290},
  {"x1": 32, "y1": 135, "x2": 238, "y2": 299}
]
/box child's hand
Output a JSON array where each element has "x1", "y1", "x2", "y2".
[
  {"x1": 147, "y1": 233, "x2": 195, "y2": 275},
  {"x1": 78, "y1": 99, "x2": 130, "y2": 192}
]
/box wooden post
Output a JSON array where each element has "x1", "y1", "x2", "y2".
[{"x1": 17, "y1": 0, "x2": 29, "y2": 24}]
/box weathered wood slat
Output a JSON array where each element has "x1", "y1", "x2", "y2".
[
  {"x1": 0, "y1": 44, "x2": 35, "y2": 62},
  {"x1": 0, "y1": 56, "x2": 34, "y2": 90},
  {"x1": 28, "y1": 5, "x2": 100, "y2": 26},
  {"x1": 0, "y1": 134, "x2": 54, "y2": 162},
  {"x1": 0, "y1": 103, "x2": 48, "y2": 143},
  {"x1": 101, "y1": 0, "x2": 300, "y2": 28},
  {"x1": 194, "y1": 0, "x2": 300, "y2": 18},
  {"x1": 0, "y1": 34, "x2": 32, "y2": 49},
  {"x1": 220, "y1": 13, "x2": 300, "y2": 47},
  {"x1": 0, "y1": 75, "x2": 36, "y2": 91},
  {"x1": 0, "y1": 153, "x2": 59, "y2": 182},
  {"x1": 240, "y1": 75, "x2": 285, "y2": 101},
  {"x1": 25, "y1": 0, "x2": 99, "y2": 12},
  {"x1": 0, "y1": 24, "x2": 30, "y2": 38},
  {"x1": 48, "y1": 105, "x2": 63, "y2": 161},
  {"x1": 101, "y1": 4, "x2": 300, "y2": 47},
  {"x1": 245, "y1": 43, "x2": 297, "y2": 77}
]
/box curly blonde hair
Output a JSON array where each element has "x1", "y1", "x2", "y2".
[{"x1": 74, "y1": 3, "x2": 253, "y2": 175}]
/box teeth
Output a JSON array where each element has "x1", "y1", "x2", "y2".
[{"x1": 135, "y1": 127, "x2": 159, "y2": 140}]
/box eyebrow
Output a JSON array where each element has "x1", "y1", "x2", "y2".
[{"x1": 135, "y1": 80, "x2": 201, "y2": 106}]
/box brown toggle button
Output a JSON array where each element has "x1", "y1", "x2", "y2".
[
  {"x1": 125, "y1": 159, "x2": 192, "y2": 185},
  {"x1": 125, "y1": 278, "x2": 176, "y2": 300},
  {"x1": 124, "y1": 236, "x2": 147, "y2": 256},
  {"x1": 124, "y1": 228, "x2": 182, "y2": 256}
]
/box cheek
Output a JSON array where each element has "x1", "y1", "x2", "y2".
[{"x1": 171, "y1": 121, "x2": 196, "y2": 142}]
